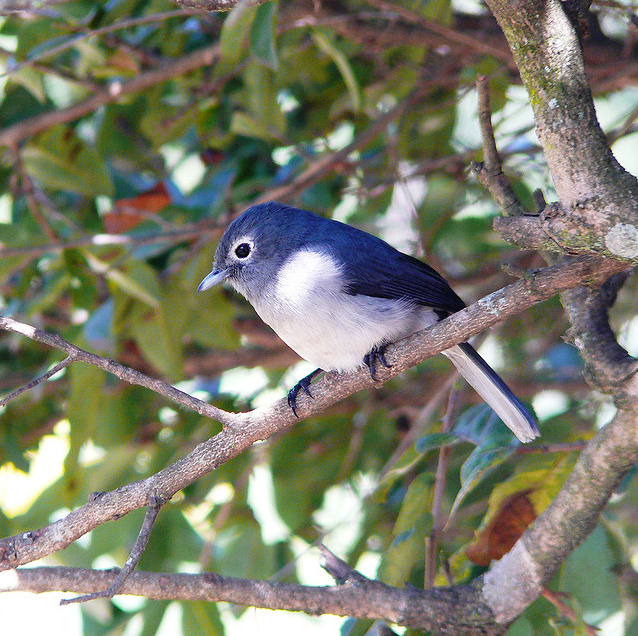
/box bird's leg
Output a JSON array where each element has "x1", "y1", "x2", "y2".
[
  {"x1": 287, "y1": 368, "x2": 322, "y2": 417},
  {"x1": 363, "y1": 344, "x2": 392, "y2": 380}
]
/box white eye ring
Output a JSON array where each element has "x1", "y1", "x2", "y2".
[{"x1": 232, "y1": 238, "x2": 254, "y2": 260}]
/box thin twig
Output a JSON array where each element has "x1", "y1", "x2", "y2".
[
  {"x1": 11, "y1": 147, "x2": 58, "y2": 242},
  {"x1": 471, "y1": 75, "x2": 527, "y2": 216},
  {"x1": 61, "y1": 495, "x2": 166, "y2": 605},
  {"x1": 424, "y1": 387, "x2": 460, "y2": 588},
  {"x1": 476, "y1": 75, "x2": 501, "y2": 172},
  {"x1": 0, "y1": 225, "x2": 212, "y2": 259},
  {"x1": 318, "y1": 544, "x2": 370, "y2": 585},
  {"x1": 0, "y1": 316, "x2": 235, "y2": 426},
  {"x1": 541, "y1": 588, "x2": 600, "y2": 636},
  {"x1": 3, "y1": 9, "x2": 200, "y2": 77},
  {"x1": 363, "y1": 0, "x2": 513, "y2": 64},
  {"x1": 0, "y1": 44, "x2": 220, "y2": 148},
  {"x1": 532, "y1": 188, "x2": 547, "y2": 213},
  {"x1": 0, "y1": 355, "x2": 75, "y2": 408},
  {"x1": 379, "y1": 372, "x2": 458, "y2": 479},
  {"x1": 515, "y1": 441, "x2": 586, "y2": 455}
]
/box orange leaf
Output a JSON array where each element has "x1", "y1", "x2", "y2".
[
  {"x1": 109, "y1": 49, "x2": 141, "y2": 74},
  {"x1": 104, "y1": 183, "x2": 171, "y2": 233},
  {"x1": 465, "y1": 490, "x2": 536, "y2": 566}
]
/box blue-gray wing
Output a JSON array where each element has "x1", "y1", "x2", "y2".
[{"x1": 320, "y1": 226, "x2": 465, "y2": 315}]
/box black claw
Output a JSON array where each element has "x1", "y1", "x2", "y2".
[
  {"x1": 287, "y1": 369, "x2": 322, "y2": 417},
  {"x1": 363, "y1": 344, "x2": 392, "y2": 380}
]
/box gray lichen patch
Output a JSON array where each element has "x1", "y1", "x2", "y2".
[{"x1": 604, "y1": 223, "x2": 638, "y2": 259}]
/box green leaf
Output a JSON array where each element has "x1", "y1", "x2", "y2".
[
  {"x1": 250, "y1": 1, "x2": 278, "y2": 70},
  {"x1": 244, "y1": 61, "x2": 286, "y2": 136},
  {"x1": 182, "y1": 601, "x2": 224, "y2": 636},
  {"x1": 139, "y1": 602, "x2": 170, "y2": 636},
  {"x1": 421, "y1": 0, "x2": 453, "y2": 22},
  {"x1": 415, "y1": 432, "x2": 462, "y2": 454},
  {"x1": 10, "y1": 67, "x2": 46, "y2": 102},
  {"x1": 65, "y1": 362, "x2": 105, "y2": 487},
  {"x1": 220, "y1": 0, "x2": 259, "y2": 63},
  {"x1": 375, "y1": 445, "x2": 423, "y2": 500},
  {"x1": 15, "y1": 17, "x2": 61, "y2": 59},
  {"x1": 128, "y1": 302, "x2": 184, "y2": 379},
  {"x1": 88, "y1": 255, "x2": 161, "y2": 310},
  {"x1": 453, "y1": 403, "x2": 522, "y2": 447},
  {"x1": 312, "y1": 28, "x2": 362, "y2": 112},
  {"x1": 560, "y1": 526, "x2": 622, "y2": 624},
  {"x1": 22, "y1": 129, "x2": 113, "y2": 197},
  {"x1": 379, "y1": 473, "x2": 433, "y2": 586},
  {"x1": 449, "y1": 444, "x2": 515, "y2": 518},
  {"x1": 231, "y1": 111, "x2": 279, "y2": 141},
  {"x1": 214, "y1": 519, "x2": 276, "y2": 580}
]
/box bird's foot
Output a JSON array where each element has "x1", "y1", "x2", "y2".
[
  {"x1": 287, "y1": 369, "x2": 322, "y2": 417},
  {"x1": 363, "y1": 344, "x2": 392, "y2": 380}
]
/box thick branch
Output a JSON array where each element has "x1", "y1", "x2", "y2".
[
  {"x1": 0, "y1": 565, "x2": 492, "y2": 634},
  {"x1": 561, "y1": 272, "x2": 638, "y2": 397},
  {"x1": 485, "y1": 0, "x2": 638, "y2": 262},
  {"x1": 486, "y1": 406, "x2": 638, "y2": 623}
]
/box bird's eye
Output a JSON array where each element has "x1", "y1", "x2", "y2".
[{"x1": 234, "y1": 242, "x2": 251, "y2": 258}]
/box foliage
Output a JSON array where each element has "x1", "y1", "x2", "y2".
[{"x1": 1, "y1": 1, "x2": 637, "y2": 634}]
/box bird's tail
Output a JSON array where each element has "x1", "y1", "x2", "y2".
[{"x1": 442, "y1": 343, "x2": 539, "y2": 443}]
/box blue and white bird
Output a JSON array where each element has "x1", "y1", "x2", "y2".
[{"x1": 198, "y1": 201, "x2": 539, "y2": 443}]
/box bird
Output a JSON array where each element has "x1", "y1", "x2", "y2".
[{"x1": 198, "y1": 201, "x2": 539, "y2": 443}]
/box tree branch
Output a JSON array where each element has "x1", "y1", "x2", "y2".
[
  {"x1": 0, "y1": 564, "x2": 493, "y2": 634},
  {"x1": 471, "y1": 75, "x2": 528, "y2": 217},
  {"x1": 561, "y1": 271, "x2": 638, "y2": 396},
  {"x1": 60, "y1": 495, "x2": 167, "y2": 604},
  {"x1": 0, "y1": 254, "x2": 626, "y2": 575},
  {"x1": 485, "y1": 403, "x2": 638, "y2": 624},
  {"x1": 0, "y1": 44, "x2": 220, "y2": 148},
  {"x1": 175, "y1": 0, "x2": 269, "y2": 11},
  {"x1": 0, "y1": 355, "x2": 75, "y2": 408},
  {"x1": 484, "y1": 0, "x2": 638, "y2": 263},
  {"x1": 0, "y1": 316, "x2": 234, "y2": 426}
]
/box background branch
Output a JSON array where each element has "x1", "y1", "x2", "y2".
[{"x1": 0, "y1": 44, "x2": 220, "y2": 148}]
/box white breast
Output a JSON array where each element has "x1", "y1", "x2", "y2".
[{"x1": 247, "y1": 249, "x2": 438, "y2": 371}]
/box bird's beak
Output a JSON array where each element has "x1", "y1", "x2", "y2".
[{"x1": 198, "y1": 267, "x2": 231, "y2": 293}]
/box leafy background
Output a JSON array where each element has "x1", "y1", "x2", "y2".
[{"x1": 1, "y1": 0, "x2": 638, "y2": 634}]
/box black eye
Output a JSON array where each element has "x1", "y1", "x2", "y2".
[{"x1": 235, "y1": 243, "x2": 251, "y2": 258}]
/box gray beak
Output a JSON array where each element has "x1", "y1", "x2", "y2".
[{"x1": 198, "y1": 268, "x2": 231, "y2": 293}]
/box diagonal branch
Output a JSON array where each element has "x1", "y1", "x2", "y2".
[
  {"x1": 60, "y1": 494, "x2": 167, "y2": 605},
  {"x1": 0, "y1": 316, "x2": 234, "y2": 426},
  {"x1": 0, "y1": 253, "x2": 627, "y2": 574},
  {"x1": 0, "y1": 44, "x2": 220, "y2": 148},
  {"x1": 0, "y1": 354, "x2": 75, "y2": 408},
  {"x1": 471, "y1": 75, "x2": 528, "y2": 217}
]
